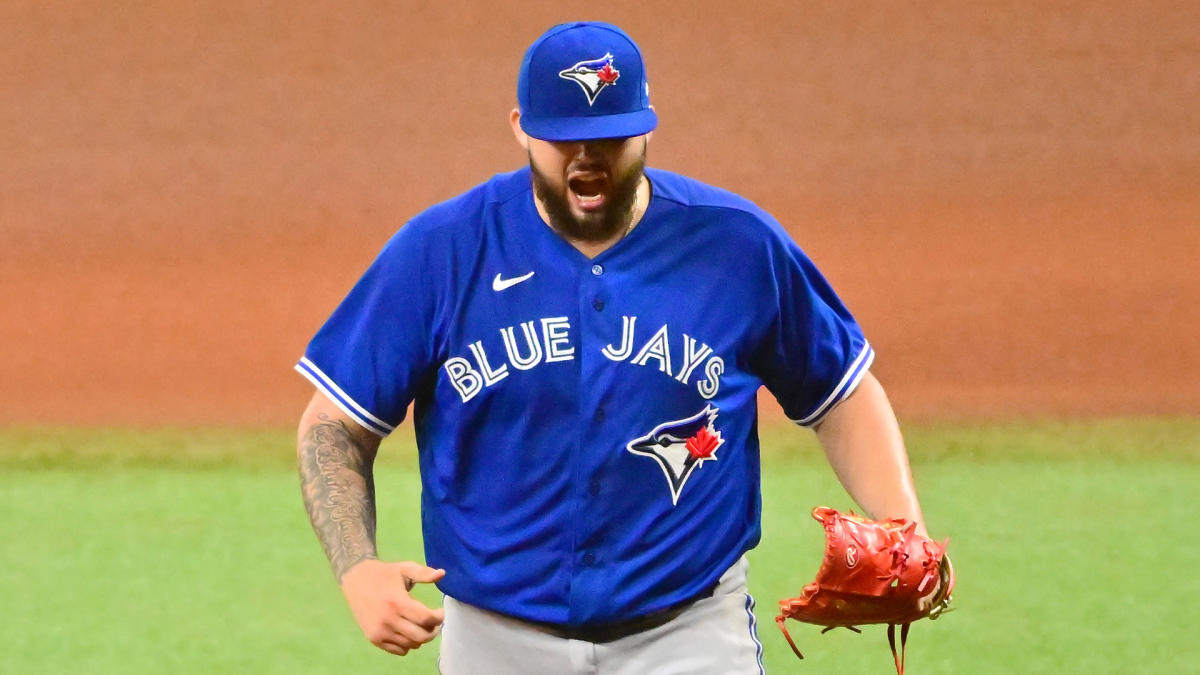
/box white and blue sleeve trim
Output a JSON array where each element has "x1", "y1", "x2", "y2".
[
  {"x1": 791, "y1": 341, "x2": 875, "y2": 428},
  {"x1": 295, "y1": 357, "x2": 396, "y2": 438}
]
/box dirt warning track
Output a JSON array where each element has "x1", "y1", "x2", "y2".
[{"x1": 2, "y1": 1, "x2": 1197, "y2": 426}]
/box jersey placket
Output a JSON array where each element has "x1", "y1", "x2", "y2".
[{"x1": 566, "y1": 258, "x2": 617, "y2": 624}]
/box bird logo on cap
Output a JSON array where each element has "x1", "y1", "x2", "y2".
[{"x1": 558, "y1": 53, "x2": 620, "y2": 105}]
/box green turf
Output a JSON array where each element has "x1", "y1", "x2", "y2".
[{"x1": 1, "y1": 420, "x2": 1197, "y2": 673}]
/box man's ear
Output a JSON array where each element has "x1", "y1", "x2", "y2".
[{"x1": 509, "y1": 108, "x2": 529, "y2": 151}]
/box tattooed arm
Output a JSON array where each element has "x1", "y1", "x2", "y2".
[
  {"x1": 297, "y1": 397, "x2": 382, "y2": 579},
  {"x1": 297, "y1": 391, "x2": 445, "y2": 656}
]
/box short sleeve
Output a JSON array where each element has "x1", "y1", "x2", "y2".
[
  {"x1": 752, "y1": 231, "x2": 874, "y2": 427},
  {"x1": 295, "y1": 225, "x2": 437, "y2": 437}
]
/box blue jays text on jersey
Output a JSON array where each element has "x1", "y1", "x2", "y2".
[
  {"x1": 297, "y1": 166, "x2": 873, "y2": 627},
  {"x1": 440, "y1": 314, "x2": 725, "y2": 403}
]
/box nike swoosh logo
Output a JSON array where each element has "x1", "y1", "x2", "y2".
[{"x1": 492, "y1": 271, "x2": 535, "y2": 291}]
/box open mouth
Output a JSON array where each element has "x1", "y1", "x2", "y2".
[{"x1": 568, "y1": 173, "x2": 609, "y2": 211}]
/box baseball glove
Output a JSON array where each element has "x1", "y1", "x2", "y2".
[{"x1": 775, "y1": 506, "x2": 954, "y2": 675}]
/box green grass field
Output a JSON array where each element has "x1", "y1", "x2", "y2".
[{"x1": 2, "y1": 420, "x2": 1198, "y2": 674}]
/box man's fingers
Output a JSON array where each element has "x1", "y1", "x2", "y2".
[
  {"x1": 365, "y1": 623, "x2": 415, "y2": 652},
  {"x1": 369, "y1": 621, "x2": 426, "y2": 652},
  {"x1": 393, "y1": 595, "x2": 445, "y2": 631},
  {"x1": 373, "y1": 615, "x2": 444, "y2": 656},
  {"x1": 386, "y1": 614, "x2": 443, "y2": 646},
  {"x1": 395, "y1": 562, "x2": 446, "y2": 588},
  {"x1": 377, "y1": 639, "x2": 410, "y2": 656}
]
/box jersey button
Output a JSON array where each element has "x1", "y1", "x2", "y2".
[
  {"x1": 594, "y1": 408, "x2": 605, "y2": 422},
  {"x1": 583, "y1": 552, "x2": 596, "y2": 566},
  {"x1": 591, "y1": 264, "x2": 604, "y2": 276},
  {"x1": 592, "y1": 298, "x2": 605, "y2": 311},
  {"x1": 589, "y1": 479, "x2": 601, "y2": 496}
]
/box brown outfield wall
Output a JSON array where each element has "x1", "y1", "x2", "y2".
[{"x1": 1, "y1": 1, "x2": 1197, "y2": 426}]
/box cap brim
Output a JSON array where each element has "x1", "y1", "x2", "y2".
[{"x1": 520, "y1": 108, "x2": 658, "y2": 142}]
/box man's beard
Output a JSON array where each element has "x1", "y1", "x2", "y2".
[{"x1": 529, "y1": 150, "x2": 646, "y2": 243}]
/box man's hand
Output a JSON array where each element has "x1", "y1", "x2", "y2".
[{"x1": 341, "y1": 559, "x2": 447, "y2": 656}]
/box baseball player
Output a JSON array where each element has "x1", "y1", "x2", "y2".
[{"x1": 296, "y1": 21, "x2": 937, "y2": 674}]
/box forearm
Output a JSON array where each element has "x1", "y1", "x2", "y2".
[
  {"x1": 298, "y1": 411, "x2": 381, "y2": 581},
  {"x1": 813, "y1": 371, "x2": 926, "y2": 533}
]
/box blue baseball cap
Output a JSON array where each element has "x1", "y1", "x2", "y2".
[{"x1": 517, "y1": 22, "x2": 657, "y2": 142}]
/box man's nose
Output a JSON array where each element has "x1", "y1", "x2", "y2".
[
  {"x1": 572, "y1": 142, "x2": 597, "y2": 160},
  {"x1": 573, "y1": 139, "x2": 610, "y2": 158}
]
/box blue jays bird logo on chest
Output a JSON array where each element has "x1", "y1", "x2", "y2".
[
  {"x1": 559, "y1": 53, "x2": 620, "y2": 105},
  {"x1": 626, "y1": 405, "x2": 724, "y2": 505}
]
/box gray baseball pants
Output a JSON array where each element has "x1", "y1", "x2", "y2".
[{"x1": 437, "y1": 556, "x2": 765, "y2": 674}]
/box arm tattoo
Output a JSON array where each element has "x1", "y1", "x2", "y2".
[{"x1": 298, "y1": 413, "x2": 379, "y2": 582}]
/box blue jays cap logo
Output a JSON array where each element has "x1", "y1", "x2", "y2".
[
  {"x1": 558, "y1": 53, "x2": 620, "y2": 106},
  {"x1": 626, "y1": 405, "x2": 724, "y2": 505}
]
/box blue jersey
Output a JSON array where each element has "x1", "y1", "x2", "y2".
[{"x1": 297, "y1": 167, "x2": 872, "y2": 626}]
